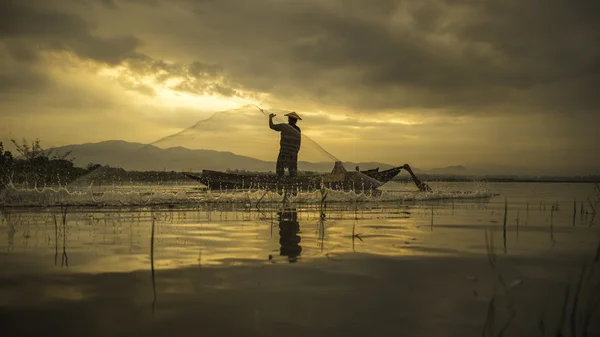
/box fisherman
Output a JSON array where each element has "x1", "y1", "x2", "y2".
[{"x1": 269, "y1": 111, "x2": 302, "y2": 177}]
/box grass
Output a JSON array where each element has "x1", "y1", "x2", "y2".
[
  {"x1": 483, "y1": 227, "x2": 600, "y2": 337},
  {"x1": 150, "y1": 213, "x2": 157, "y2": 314},
  {"x1": 430, "y1": 205, "x2": 434, "y2": 231},
  {"x1": 482, "y1": 230, "x2": 516, "y2": 337},
  {"x1": 351, "y1": 221, "x2": 363, "y2": 251},
  {"x1": 319, "y1": 183, "x2": 328, "y2": 214},
  {"x1": 574, "y1": 199, "x2": 577, "y2": 227},
  {"x1": 516, "y1": 210, "x2": 520, "y2": 239},
  {"x1": 51, "y1": 205, "x2": 69, "y2": 267},
  {"x1": 549, "y1": 202, "x2": 559, "y2": 247},
  {"x1": 317, "y1": 183, "x2": 328, "y2": 252},
  {"x1": 1, "y1": 207, "x2": 20, "y2": 252},
  {"x1": 482, "y1": 187, "x2": 599, "y2": 336},
  {"x1": 588, "y1": 198, "x2": 596, "y2": 217},
  {"x1": 503, "y1": 198, "x2": 508, "y2": 254},
  {"x1": 543, "y1": 239, "x2": 600, "y2": 337}
]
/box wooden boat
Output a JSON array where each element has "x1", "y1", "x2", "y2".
[
  {"x1": 184, "y1": 162, "x2": 431, "y2": 192},
  {"x1": 184, "y1": 170, "x2": 385, "y2": 192},
  {"x1": 360, "y1": 167, "x2": 403, "y2": 184}
]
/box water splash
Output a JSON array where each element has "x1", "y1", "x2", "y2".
[{"x1": 0, "y1": 182, "x2": 496, "y2": 207}]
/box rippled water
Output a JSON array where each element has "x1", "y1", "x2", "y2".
[
  {"x1": 1, "y1": 182, "x2": 599, "y2": 336},
  {"x1": 0, "y1": 180, "x2": 497, "y2": 206}
]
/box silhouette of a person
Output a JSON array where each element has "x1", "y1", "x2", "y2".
[
  {"x1": 269, "y1": 112, "x2": 302, "y2": 178},
  {"x1": 278, "y1": 208, "x2": 302, "y2": 263}
]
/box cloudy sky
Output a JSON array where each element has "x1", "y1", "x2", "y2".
[{"x1": 0, "y1": 0, "x2": 598, "y2": 174}]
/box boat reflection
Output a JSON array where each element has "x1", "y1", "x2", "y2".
[{"x1": 277, "y1": 208, "x2": 302, "y2": 263}]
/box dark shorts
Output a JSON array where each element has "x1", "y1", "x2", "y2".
[{"x1": 276, "y1": 152, "x2": 298, "y2": 177}]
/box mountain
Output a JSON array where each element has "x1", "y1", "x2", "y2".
[
  {"x1": 425, "y1": 165, "x2": 468, "y2": 175},
  {"x1": 53, "y1": 140, "x2": 396, "y2": 172},
  {"x1": 32, "y1": 140, "x2": 599, "y2": 178},
  {"x1": 420, "y1": 164, "x2": 546, "y2": 176}
]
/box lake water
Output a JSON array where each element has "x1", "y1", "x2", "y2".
[{"x1": 1, "y1": 182, "x2": 599, "y2": 336}]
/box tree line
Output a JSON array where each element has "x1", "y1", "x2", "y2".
[
  {"x1": 0, "y1": 139, "x2": 91, "y2": 188},
  {"x1": 0, "y1": 139, "x2": 189, "y2": 189}
]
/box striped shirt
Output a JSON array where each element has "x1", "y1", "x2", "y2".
[{"x1": 270, "y1": 122, "x2": 301, "y2": 155}]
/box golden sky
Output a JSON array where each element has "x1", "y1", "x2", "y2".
[{"x1": 0, "y1": 0, "x2": 598, "y2": 175}]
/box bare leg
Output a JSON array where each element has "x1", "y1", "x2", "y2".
[
  {"x1": 288, "y1": 155, "x2": 298, "y2": 178},
  {"x1": 276, "y1": 153, "x2": 285, "y2": 177}
]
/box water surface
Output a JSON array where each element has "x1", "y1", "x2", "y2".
[{"x1": 1, "y1": 182, "x2": 599, "y2": 336}]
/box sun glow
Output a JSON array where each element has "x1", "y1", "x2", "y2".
[
  {"x1": 98, "y1": 66, "x2": 261, "y2": 111},
  {"x1": 152, "y1": 86, "x2": 258, "y2": 110}
]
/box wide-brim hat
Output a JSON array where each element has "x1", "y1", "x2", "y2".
[{"x1": 284, "y1": 111, "x2": 302, "y2": 120}]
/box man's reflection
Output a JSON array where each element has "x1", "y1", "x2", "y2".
[{"x1": 278, "y1": 208, "x2": 302, "y2": 263}]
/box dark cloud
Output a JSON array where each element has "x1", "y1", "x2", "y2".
[
  {"x1": 0, "y1": 0, "x2": 243, "y2": 100},
  {"x1": 99, "y1": 0, "x2": 119, "y2": 9},
  {"x1": 188, "y1": 61, "x2": 222, "y2": 79},
  {"x1": 0, "y1": 0, "x2": 140, "y2": 65},
  {"x1": 0, "y1": 43, "x2": 47, "y2": 94},
  {"x1": 81, "y1": 0, "x2": 161, "y2": 7},
  {"x1": 207, "y1": 84, "x2": 239, "y2": 97},
  {"x1": 132, "y1": 0, "x2": 596, "y2": 115},
  {"x1": 0, "y1": 1, "x2": 86, "y2": 37},
  {"x1": 123, "y1": 56, "x2": 223, "y2": 84},
  {"x1": 3, "y1": 39, "x2": 40, "y2": 63},
  {"x1": 1, "y1": 0, "x2": 598, "y2": 114},
  {"x1": 118, "y1": 78, "x2": 157, "y2": 97},
  {"x1": 0, "y1": 69, "x2": 48, "y2": 95},
  {"x1": 121, "y1": 55, "x2": 240, "y2": 97},
  {"x1": 0, "y1": 0, "x2": 598, "y2": 172}
]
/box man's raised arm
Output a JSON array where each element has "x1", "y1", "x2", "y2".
[{"x1": 269, "y1": 113, "x2": 282, "y2": 131}]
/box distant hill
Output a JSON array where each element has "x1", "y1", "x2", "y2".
[
  {"x1": 53, "y1": 140, "x2": 397, "y2": 172},
  {"x1": 426, "y1": 165, "x2": 468, "y2": 175},
  {"x1": 48, "y1": 140, "x2": 600, "y2": 178}
]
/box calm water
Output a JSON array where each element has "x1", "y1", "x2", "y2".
[{"x1": 1, "y1": 182, "x2": 599, "y2": 336}]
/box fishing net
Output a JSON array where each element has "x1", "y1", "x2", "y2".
[
  {"x1": 146, "y1": 105, "x2": 353, "y2": 173},
  {"x1": 2, "y1": 104, "x2": 414, "y2": 207},
  {"x1": 137, "y1": 104, "x2": 397, "y2": 191}
]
